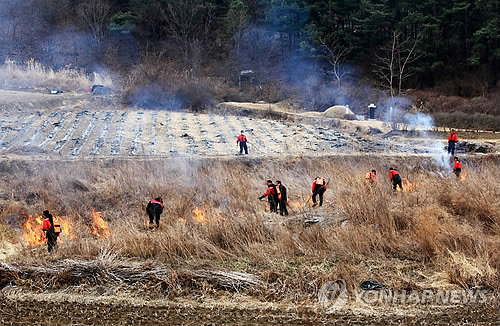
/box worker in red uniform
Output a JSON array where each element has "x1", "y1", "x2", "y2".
[
  {"x1": 41, "y1": 210, "x2": 61, "y2": 253},
  {"x1": 365, "y1": 170, "x2": 377, "y2": 184},
  {"x1": 389, "y1": 168, "x2": 402, "y2": 191},
  {"x1": 275, "y1": 180, "x2": 288, "y2": 216},
  {"x1": 237, "y1": 130, "x2": 248, "y2": 154},
  {"x1": 146, "y1": 197, "x2": 164, "y2": 229},
  {"x1": 312, "y1": 177, "x2": 327, "y2": 207},
  {"x1": 448, "y1": 129, "x2": 458, "y2": 155},
  {"x1": 453, "y1": 157, "x2": 462, "y2": 178},
  {"x1": 258, "y1": 180, "x2": 278, "y2": 213}
]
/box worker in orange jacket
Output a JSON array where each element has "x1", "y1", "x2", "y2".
[
  {"x1": 365, "y1": 170, "x2": 377, "y2": 184},
  {"x1": 389, "y1": 168, "x2": 403, "y2": 191},
  {"x1": 259, "y1": 180, "x2": 278, "y2": 213},
  {"x1": 41, "y1": 210, "x2": 61, "y2": 252},
  {"x1": 453, "y1": 157, "x2": 462, "y2": 178},
  {"x1": 237, "y1": 130, "x2": 248, "y2": 154},
  {"x1": 448, "y1": 129, "x2": 458, "y2": 155},
  {"x1": 312, "y1": 177, "x2": 327, "y2": 207}
]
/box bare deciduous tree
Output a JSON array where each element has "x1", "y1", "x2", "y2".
[
  {"x1": 238, "y1": 25, "x2": 279, "y2": 87},
  {"x1": 319, "y1": 38, "x2": 351, "y2": 87},
  {"x1": 161, "y1": 0, "x2": 213, "y2": 74},
  {"x1": 78, "y1": 0, "x2": 112, "y2": 44},
  {"x1": 373, "y1": 30, "x2": 422, "y2": 98}
]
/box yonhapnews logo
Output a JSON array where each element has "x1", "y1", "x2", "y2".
[
  {"x1": 318, "y1": 279, "x2": 349, "y2": 312},
  {"x1": 318, "y1": 280, "x2": 490, "y2": 312}
]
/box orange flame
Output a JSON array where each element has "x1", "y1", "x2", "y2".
[
  {"x1": 23, "y1": 215, "x2": 46, "y2": 245},
  {"x1": 460, "y1": 170, "x2": 468, "y2": 181},
  {"x1": 89, "y1": 210, "x2": 111, "y2": 238},
  {"x1": 60, "y1": 218, "x2": 76, "y2": 239},
  {"x1": 191, "y1": 207, "x2": 225, "y2": 223},
  {"x1": 23, "y1": 215, "x2": 76, "y2": 245},
  {"x1": 399, "y1": 178, "x2": 418, "y2": 192},
  {"x1": 192, "y1": 207, "x2": 206, "y2": 224}
]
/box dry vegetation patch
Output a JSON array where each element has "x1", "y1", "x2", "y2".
[
  {"x1": 0, "y1": 59, "x2": 112, "y2": 93},
  {"x1": 0, "y1": 155, "x2": 499, "y2": 302}
]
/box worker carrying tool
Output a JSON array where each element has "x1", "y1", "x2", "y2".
[
  {"x1": 453, "y1": 157, "x2": 462, "y2": 178},
  {"x1": 146, "y1": 197, "x2": 164, "y2": 229},
  {"x1": 258, "y1": 180, "x2": 278, "y2": 213},
  {"x1": 389, "y1": 168, "x2": 403, "y2": 191},
  {"x1": 41, "y1": 210, "x2": 61, "y2": 253},
  {"x1": 275, "y1": 180, "x2": 289, "y2": 216},
  {"x1": 365, "y1": 170, "x2": 377, "y2": 184},
  {"x1": 312, "y1": 177, "x2": 327, "y2": 207},
  {"x1": 237, "y1": 130, "x2": 248, "y2": 155},
  {"x1": 448, "y1": 129, "x2": 458, "y2": 155}
]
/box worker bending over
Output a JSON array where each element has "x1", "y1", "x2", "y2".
[
  {"x1": 259, "y1": 180, "x2": 278, "y2": 213},
  {"x1": 453, "y1": 157, "x2": 462, "y2": 178},
  {"x1": 146, "y1": 197, "x2": 164, "y2": 229},
  {"x1": 365, "y1": 170, "x2": 377, "y2": 184},
  {"x1": 312, "y1": 177, "x2": 327, "y2": 207},
  {"x1": 389, "y1": 168, "x2": 402, "y2": 191}
]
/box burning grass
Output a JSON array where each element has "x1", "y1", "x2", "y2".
[
  {"x1": 0, "y1": 155, "x2": 499, "y2": 300},
  {"x1": 22, "y1": 211, "x2": 110, "y2": 246}
]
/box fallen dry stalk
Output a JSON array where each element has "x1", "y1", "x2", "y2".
[{"x1": 0, "y1": 259, "x2": 264, "y2": 292}]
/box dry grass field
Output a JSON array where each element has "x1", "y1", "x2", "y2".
[{"x1": 0, "y1": 66, "x2": 498, "y2": 324}]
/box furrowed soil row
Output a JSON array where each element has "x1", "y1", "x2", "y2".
[
  {"x1": 70, "y1": 111, "x2": 100, "y2": 156},
  {"x1": 52, "y1": 111, "x2": 85, "y2": 153},
  {"x1": 209, "y1": 114, "x2": 228, "y2": 154},
  {"x1": 129, "y1": 111, "x2": 144, "y2": 156},
  {"x1": 23, "y1": 112, "x2": 58, "y2": 146},
  {"x1": 197, "y1": 113, "x2": 215, "y2": 154},
  {"x1": 39, "y1": 113, "x2": 67, "y2": 149},
  {"x1": 253, "y1": 120, "x2": 280, "y2": 153},
  {"x1": 165, "y1": 111, "x2": 176, "y2": 155},
  {"x1": 4, "y1": 113, "x2": 39, "y2": 150},
  {"x1": 294, "y1": 123, "x2": 323, "y2": 152},
  {"x1": 88, "y1": 111, "x2": 115, "y2": 156},
  {"x1": 150, "y1": 111, "x2": 158, "y2": 155},
  {"x1": 269, "y1": 120, "x2": 296, "y2": 153},
  {"x1": 182, "y1": 112, "x2": 198, "y2": 155},
  {"x1": 169, "y1": 111, "x2": 185, "y2": 155},
  {"x1": 110, "y1": 112, "x2": 128, "y2": 156}
]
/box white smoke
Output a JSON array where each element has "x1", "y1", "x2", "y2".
[
  {"x1": 403, "y1": 112, "x2": 434, "y2": 130},
  {"x1": 380, "y1": 100, "x2": 452, "y2": 170},
  {"x1": 404, "y1": 112, "x2": 451, "y2": 170}
]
